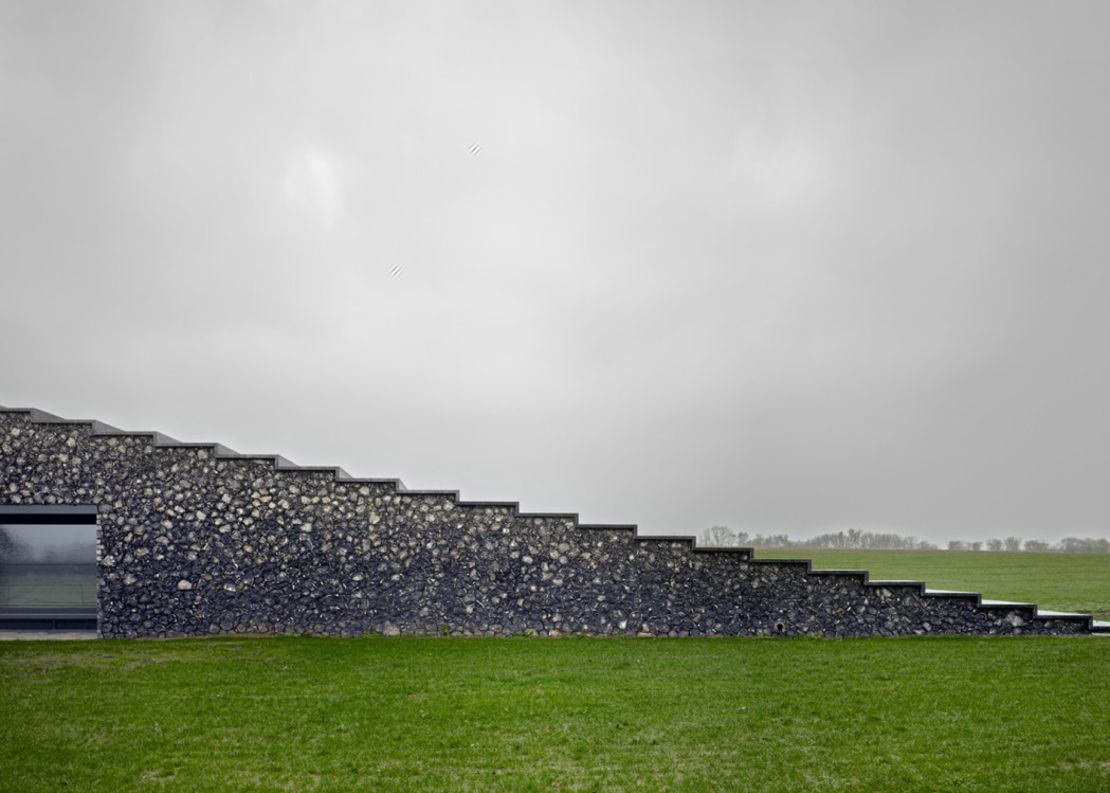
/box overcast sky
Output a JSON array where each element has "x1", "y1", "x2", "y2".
[{"x1": 2, "y1": 1, "x2": 1107, "y2": 544}]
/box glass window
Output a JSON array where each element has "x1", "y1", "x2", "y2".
[{"x1": 0, "y1": 524, "x2": 96, "y2": 609}]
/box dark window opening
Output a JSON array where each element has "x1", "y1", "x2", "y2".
[{"x1": 0, "y1": 507, "x2": 97, "y2": 631}]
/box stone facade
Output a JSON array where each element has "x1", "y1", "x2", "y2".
[{"x1": 0, "y1": 409, "x2": 1094, "y2": 638}]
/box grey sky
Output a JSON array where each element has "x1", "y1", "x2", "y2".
[{"x1": 2, "y1": 1, "x2": 1107, "y2": 543}]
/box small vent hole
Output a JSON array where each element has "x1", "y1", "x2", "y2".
[{"x1": 774, "y1": 621, "x2": 786, "y2": 634}]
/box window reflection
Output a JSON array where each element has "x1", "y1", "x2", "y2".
[{"x1": 0, "y1": 524, "x2": 96, "y2": 609}]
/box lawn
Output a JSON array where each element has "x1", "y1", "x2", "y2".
[
  {"x1": 754, "y1": 549, "x2": 1110, "y2": 619},
  {"x1": 0, "y1": 635, "x2": 1108, "y2": 792}
]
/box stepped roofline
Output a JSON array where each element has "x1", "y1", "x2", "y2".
[{"x1": 1, "y1": 405, "x2": 1102, "y2": 637}]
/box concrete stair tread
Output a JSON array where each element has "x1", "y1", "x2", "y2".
[
  {"x1": 924, "y1": 588, "x2": 979, "y2": 596},
  {"x1": 90, "y1": 421, "x2": 123, "y2": 434},
  {"x1": 1034, "y1": 609, "x2": 1090, "y2": 618},
  {"x1": 979, "y1": 599, "x2": 1035, "y2": 607}
]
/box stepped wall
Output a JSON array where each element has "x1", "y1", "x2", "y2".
[{"x1": 0, "y1": 410, "x2": 1091, "y2": 638}]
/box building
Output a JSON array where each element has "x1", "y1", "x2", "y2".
[{"x1": 1, "y1": 406, "x2": 1103, "y2": 638}]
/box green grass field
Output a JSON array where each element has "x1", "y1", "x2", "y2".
[
  {"x1": 752, "y1": 549, "x2": 1110, "y2": 619},
  {"x1": 1, "y1": 635, "x2": 1108, "y2": 793},
  {"x1": 2, "y1": 551, "x2": 1108, "y2": 792}
]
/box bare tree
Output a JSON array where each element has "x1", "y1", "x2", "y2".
[
  {"x1": 701, "y1": 525, "x2": 738, "y2": 547},
  {"x1": 1058, "y1": 537, "x2": 1110, "y2": 553}
]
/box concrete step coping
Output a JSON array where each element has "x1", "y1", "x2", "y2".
[
  {"x1": 6, "y1": 407, "x2": 413, "y2": 493},
  {"x1": 924, "y1": 589, "x2": 979, "y2": 596},
  {"x1": 979, "y1": 599, "x2": 1036, "y2": 608},
  {"x1": 5, "y1": 406, "x2": 651, "y2": 532},
  {"x1": 1034, "y1": 609, "x2": 1091, "y2": 619}
]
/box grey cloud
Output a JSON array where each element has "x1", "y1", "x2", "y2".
[{"x1": 2, "y1": 1, "x2": 1107, "y2": 543}]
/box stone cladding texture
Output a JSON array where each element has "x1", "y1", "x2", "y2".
[{"x1": 0, "y1": 412, "x2": 1090, "y2": 637}]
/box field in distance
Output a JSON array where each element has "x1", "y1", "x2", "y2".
[
  {"x1": 1, "y1": 635, "x2": 1108, "y2": 792},
  {"x1": 753, "y1": 548, "x2": 1110, "y2": 619}
]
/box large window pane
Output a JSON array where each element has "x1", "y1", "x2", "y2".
[{"x1": 0, "y1": 524, "x2": 96, "y2": 609}]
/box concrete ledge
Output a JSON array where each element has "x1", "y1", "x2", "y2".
[
  {"x1": 635, "y1": 535, "x2": 696, "y2": 545},
  {"x1": 0, "y1": 631, "x2": 97, "y2": 641}
]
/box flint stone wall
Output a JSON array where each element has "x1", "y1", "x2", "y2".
[{"x1": 0, "y1": 411, "x2": 1088, "y2": 638}]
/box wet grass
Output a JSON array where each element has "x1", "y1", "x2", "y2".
[
  {"x1": 1, "y1": 635, "x2": 1108, "y2": 792},
  {"x1": 753, "y1": 549, "x2": 1110, "y2": 618}
]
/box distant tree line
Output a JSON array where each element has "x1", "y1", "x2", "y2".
[
  {"x1": 699, "y1": 525, "x2": 1110, "y2": 553},
  {"x1": 946, "y1": 536, "x2": 1110, "y2": 554},
  {"x1": 699, "y1": 526, "x2": 938, "y2": 550}
]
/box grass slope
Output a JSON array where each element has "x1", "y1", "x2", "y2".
[
  {"x1": 1, "y1": 635, "x2": 1108, "y2": 792},
  {"x1": 754, "y1": 549, "x2": 1110, "y2": 619}
]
